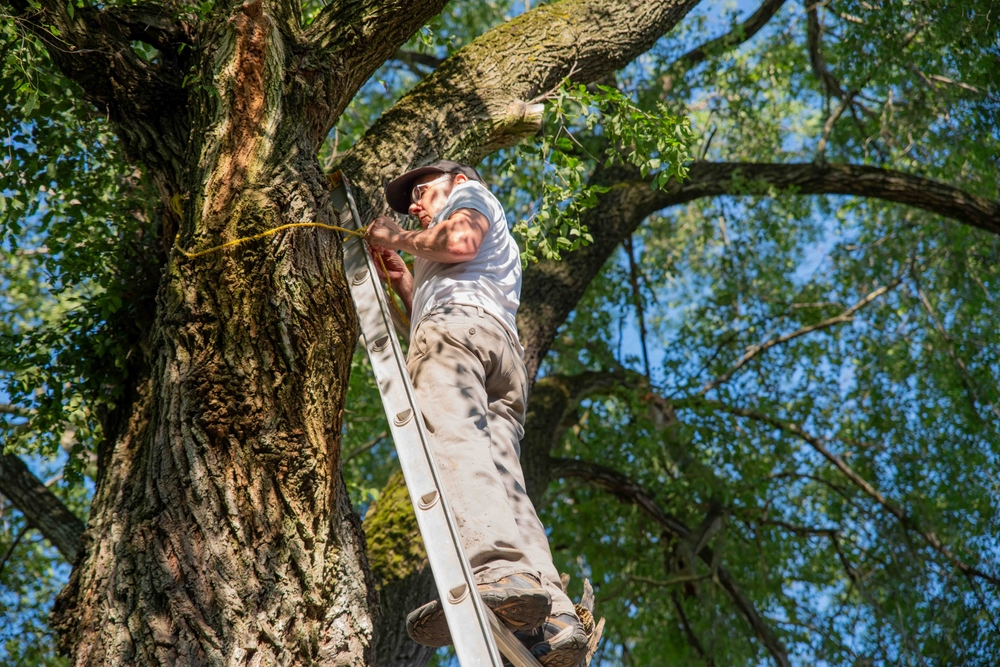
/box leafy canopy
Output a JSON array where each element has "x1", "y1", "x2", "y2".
[{"x1": 2, "y1": 0, "x2": 999, "y2": 665}]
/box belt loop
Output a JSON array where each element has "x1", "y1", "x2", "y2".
[{"x1": 476, "y1": 305, "x2": 484, "y2": 319}]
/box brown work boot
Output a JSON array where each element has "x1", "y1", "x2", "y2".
[
  {"x1": 406, "y1": 572, "x2": 551, "y2": 647},
  {"x1": 514, "y1": 612, "x2": 590, "y2": 667}
]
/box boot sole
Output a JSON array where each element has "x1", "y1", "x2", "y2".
[
  {"x1": 535, "y1": 641, "x2": 589, "y2": 667},
  {"x1": 407, "y1": 588, "x2": 550, "y2": 647}
]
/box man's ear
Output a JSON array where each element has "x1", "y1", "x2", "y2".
[{"x1": 453, "y1": 173, "x2": 468, "y2": 184}]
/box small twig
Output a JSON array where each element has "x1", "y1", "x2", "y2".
[
  {"x1": 345, "y1": 431, "x2": 388, "y2": 461},
  {"x1": 789, "y1": 301, "x2": 843, "y2": 310},
  {"x1": 0, "y1": 525, "x2": 29, "y2": 578},
  {"x1": 926, "y1": 74, "x2": 982, "y2": 94},
  {"x1": 911, "y1": 267, "x2": 1000, "y2": 420},
  {"x1": 557, "y1": 125, "x2": 601, "y2": 162},
  {"x1": 830, "y1": 533, "x2": 858, "y2": 583},
  {"x1": 699, "y1": 277, "x2": 901, "y2": 394},
  {"x1": 696, "y1": 125, "x2": 718, "y2": 162},
  {"x1": 15, "y1": 246, "x2": 49, "y2": 256},
  {"x1": 528, "y1": 61, "x2": 580, "y2": 105},
  {"x1": 965, "y1": 572, "x2": 1000, "y2": 637},
  {"x1": 623, "y1": 235, "x2": 651, "y2": 378},
  {"x1": 756, "y1": 518, "x2": 838, "y2": 537},
  {"x1": 631, "y1": 573, "x2": 712, "y2": 588},
  {"x1": 670, "y1": 591, "x2": 716, "y2": 667},
  {"x1": 815, "y1": 90, "x2": 854, "y2": 162},
  {"x1": 670, "y1": 0, "x2": 790, "y2": 73},
  {"x1": 0, "y1": 404, "x2": 33, "y2": 418}
]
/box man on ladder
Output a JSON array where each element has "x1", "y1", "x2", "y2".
[{"x1": 366, "y1": 160, "x2": 588, "y2": 667}]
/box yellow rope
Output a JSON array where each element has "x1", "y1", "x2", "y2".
[
  {"x1": 174, "y1": 222, "x2": 365, "y2": 259},
  {"x1": 174, "y1": 222, "x2": 410, "y2": 328},
  {"x1": 376, "y1": 252, "x2": 412, "y2": 329}
]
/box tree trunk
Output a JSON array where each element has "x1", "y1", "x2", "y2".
[
  {"x1": 50, "y1": 5, "x2": 377, "y2": 664},
  {"x1": 364, "y1": 471, "x2": 435, "y2": 667}
]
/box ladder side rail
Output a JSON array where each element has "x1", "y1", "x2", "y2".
[
  {"x1": 333, "y1": 180, "x2": 506, "y2": 667},
  {"x1": 486, "y1": 608, "x2": 547, "y2": 667}
]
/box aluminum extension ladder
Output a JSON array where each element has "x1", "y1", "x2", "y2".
[{"x1": 330, "y1": 172, "x2": 544, "y2": 667}]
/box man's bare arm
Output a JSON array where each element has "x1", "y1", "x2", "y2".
[{"x1": 367, "y1": 208, "x2": 489, "y2": 263}]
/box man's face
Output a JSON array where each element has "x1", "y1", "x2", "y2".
[{"x1": 408, "y1": 173, "x2": 466, "y2": 228}]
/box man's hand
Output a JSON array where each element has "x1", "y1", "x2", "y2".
[
  {"x1": 369, "y1": 245, "x2": 414, "y2": 314},
  {"x1": 370, "y1": 245, "x2": 409, "y2": 283},
  {"x1": 366, "y1": 216, "x2": 404, "y2": 249}
]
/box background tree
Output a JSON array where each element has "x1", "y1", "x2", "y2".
[{"x1": 1, "y1": 0, "x2": 998, "y2": 666}]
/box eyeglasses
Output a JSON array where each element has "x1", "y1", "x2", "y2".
[{"x1": 411, "y1": 174, "x2": 452, "y2": 204}]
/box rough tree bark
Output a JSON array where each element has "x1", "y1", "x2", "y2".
[
  {"x1": 4, "y1": 0, "x2": 444, "y2": 663},
  {"x1": 3, "y1": 0, "x2": 709, "y2": 662}
]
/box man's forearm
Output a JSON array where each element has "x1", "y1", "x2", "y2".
[
  {"x1": 391, "y1": 209, "x2": 488, "y2": 263},
  {"x1": 367, "y1": 209, "x2": 488, "y2": 263},
  {"x1": 392, "y1": 224, "x2": 476, "y2": 263},
  {"x1": 393, "y1": 275, "x2": 414, "y2": 314}
]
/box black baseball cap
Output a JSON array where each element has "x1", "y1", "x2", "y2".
[{"x1": 384, "y1": 160, "x2": 484, "y2": 214}]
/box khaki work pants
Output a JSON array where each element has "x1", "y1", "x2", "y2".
[{"x1": 407, "y1": 304, "x2": 574, "y2": 616}]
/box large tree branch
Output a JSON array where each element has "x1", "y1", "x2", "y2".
[
  {"x1": 521, "y1": 371, "x2": 626, "y2": 503},
  {"x1": 0, "y1": 452, "x2": 84, "y2": 562},
  {"x1": 549, "y1": 457, "x2": 791, "y2": 667},
  {"x1": 806, "y1": 3, "x2": 845, "y2": 98},
  {"x1": 4, "y1": 0, "x2": 193, "y2": 182},
  {"x1": 518, "y1": 161, "x2": 1000, "y2": 384},
  {"x1": 334, "y1": 0, "x2": 702, "y2": 216},
  {"x1": 654, "y1": 162, "x2": 1000, "y2": 236},
  {"x1": 301, "y1": 0, "x2": 449, "y2": 143}
]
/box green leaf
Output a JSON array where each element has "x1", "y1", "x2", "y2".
[{"x1": 23, "y1": 92, "x2": 38, "y2": 115}]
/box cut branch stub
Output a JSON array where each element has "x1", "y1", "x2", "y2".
[{"x1": 451, "y1": 101, "x2": 546, "y2": 164}]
